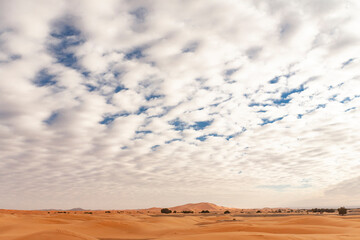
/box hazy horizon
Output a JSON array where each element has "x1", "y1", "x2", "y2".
[
  {"x1": 0, "y1": 0, "x2": 359, "y2": 210},
  {"x1": 5, "y1": 201, "x2": 360, "y2": 211}
]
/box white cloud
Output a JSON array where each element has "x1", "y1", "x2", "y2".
[{"x1": 0, "y1": 0, "x2": 359, "y2": 209}]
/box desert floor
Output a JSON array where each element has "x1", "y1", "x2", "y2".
[{"x1": 1, "y1": 211, "x2": 360, "y2": 240}]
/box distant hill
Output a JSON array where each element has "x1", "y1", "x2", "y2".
[
  {"x1": 38, "y1": 208, "x2": 87, "y2": 211},
  {"x1": 67, "y1": 208, "x2": 86, "y2": 211}
]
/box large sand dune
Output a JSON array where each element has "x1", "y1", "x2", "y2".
[{"x1": 1, "y1": 210, "x2": 360, "y2": 239}]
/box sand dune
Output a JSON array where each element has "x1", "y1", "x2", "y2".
[
  {"x1": 1, "y1": 209, "x2": 360, "y2": 240},
  {"x1": 132, "y1": 202, "x2": 236, "y2": 214},
  {"x1": 168, "y1": 202, "x2": 231, "y2": 212}
]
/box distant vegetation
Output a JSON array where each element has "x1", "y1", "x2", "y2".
[
  {"x1": 338, "y1": 207, "x2": 347, "y2": 215},
  {"x1": 105, "y1": 211, "x2": 111, "y2": 213},
  {"x1": 161, "y1": 208, "x2": 172, "y2": 214},
  {"x1": 84, "y1": 212, "x2": 93, "y2": 214},
  {"x1": 224, "y1": 210, "x2": 230, "y2": 214},
  {"x1": 182, "y1": 210, "x2": 194, "y2": 214},
  {"x1": 311, "y1": 208, "x2": 336, "y2": 213},
  {"x1": 200, "y1": 210, "x2": 210, "y2": 213}
]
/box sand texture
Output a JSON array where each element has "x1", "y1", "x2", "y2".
[{"x1": 1, "y1": 210, "x2": 360, "y2": 240}]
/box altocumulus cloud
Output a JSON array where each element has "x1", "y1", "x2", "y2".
[{"x1": 0, "y1": 0, "x2": 360, "y2": 210}]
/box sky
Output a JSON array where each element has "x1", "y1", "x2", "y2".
[{"x1": 0, "y1": 0, "x2": 359, "y2": 210}]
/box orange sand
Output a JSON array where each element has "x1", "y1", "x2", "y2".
[{"x1": 1, "y1": 210, "x2": 360, "y2": 240}]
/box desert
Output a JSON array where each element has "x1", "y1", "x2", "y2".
[
  {"x1": 1, "y1": 203, "x2": 360, "y2": 240},
  {"x1": 1, "y1": 1, "x2": 360, "y2": 240}
]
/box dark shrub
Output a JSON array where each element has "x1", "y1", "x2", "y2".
[
  {"x1": 312, "y1": 208, "x2": 335, "y2": 213},
  {"x1": 182, "y1": 210, "x2": 194, "y2": 214},
  {"x1": 161, "y1": 208, "x2": 172, "y2": 214},
  {"x1": 338, "y1": 207, "x2": 347, "y2": 215}
]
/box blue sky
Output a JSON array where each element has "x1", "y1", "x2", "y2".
[{"x1": 0, "y1": 0, "x2": 360, "y2": 210}]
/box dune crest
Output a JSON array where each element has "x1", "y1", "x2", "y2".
[{"x1": 14, "y1": 229, "x2": 97, "y2": 240}]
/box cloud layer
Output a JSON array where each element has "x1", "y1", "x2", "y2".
[{"x1": 0, "y1": 0, "x2": 359, "y2": 209}]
